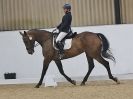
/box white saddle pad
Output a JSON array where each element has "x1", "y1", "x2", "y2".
[{"x1": 53, "y1": 39, "x2": 72, "y2": 50}]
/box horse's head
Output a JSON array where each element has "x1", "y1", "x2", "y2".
[{"x1": 20, "y1": 31, "x2": 35, "y2": 55}]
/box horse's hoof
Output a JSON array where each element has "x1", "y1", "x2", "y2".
[
  {"x1": 114, "y1": 77, "x2": 120, "y2": 84},
  {"x1": 35, "y1": 85, "x2": 40, "y2": 88},
  {"x1": 80, "y1": 82, "x2": 85, "y2": 86},
  {"x1": 116, "y1": 78, "x2": 120, "y2": 84},
  {"x1": 117, "y1": 80, "x2": 120, "y2": 84},
  {"x1": 71, "y1": 80, "x2": 76, "y2": 85}
]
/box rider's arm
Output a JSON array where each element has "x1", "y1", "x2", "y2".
[{"x1": 57, "y1": 23, "x2": 61, "y2": 29}]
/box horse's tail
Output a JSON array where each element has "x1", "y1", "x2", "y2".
[{"x1": 97, "y1": 33, "x2": 116, "y2": 63}]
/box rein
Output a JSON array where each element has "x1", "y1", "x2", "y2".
[{"x1": 34, "y1": 33, "x2": 53, "y2": 48}]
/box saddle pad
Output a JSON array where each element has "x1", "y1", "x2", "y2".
[{"x1": 53, "y1": 39, "x2": 72, "y2": 50}]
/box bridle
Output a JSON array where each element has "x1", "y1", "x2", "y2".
[
  {"x1": 34, "y1": 42, "x2": 39, "y2": 47},
  {"x1": 27, "y1": 32, "x2": 53, "y2": 49}
]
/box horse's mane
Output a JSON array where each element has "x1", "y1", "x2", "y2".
[
  {"x1": 28, "y1": 29, "x2": 51, "y2": 33},
  {"x1": 27, "y1": 29, "x2": 52, "y2": 36}
]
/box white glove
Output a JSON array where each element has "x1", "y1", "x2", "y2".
[{"x1": 53, "y1": 29, "x2": 59, "y2": 33}]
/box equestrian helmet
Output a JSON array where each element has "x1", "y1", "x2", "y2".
[{"x1": 63, "y1": 3, "x2": 71, "y2": 10}]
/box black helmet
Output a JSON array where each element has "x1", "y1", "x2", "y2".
[{"x1": 63, "y1": 3, "x2": 71, "y2": 10}]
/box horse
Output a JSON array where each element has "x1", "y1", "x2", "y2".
[{"x1": 19, "y1": 29, "x2": 120, "y2": 88}]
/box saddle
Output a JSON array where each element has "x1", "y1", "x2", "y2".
[{"x1": 53, "y1": 30, "x2": 77, "y2": 50}]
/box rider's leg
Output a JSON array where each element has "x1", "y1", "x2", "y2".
[
  {"x1": 56, "y1": 32, "x2": 67, "y2": 42},
  {"x1": 56, "y1": 32, "x2": 67, "y2": 59}
]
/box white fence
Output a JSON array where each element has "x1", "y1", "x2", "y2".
[{"x1": 0, "y1": 24, "x2": 133, "y2": 84}]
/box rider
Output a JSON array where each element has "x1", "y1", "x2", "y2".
[{"x1": 55, "y1": 3, "x2": 72, "y2": 59}]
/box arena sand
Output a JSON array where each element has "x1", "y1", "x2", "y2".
[{"x1": 0, "y1": 80, "x2": 133, "y2": 99}]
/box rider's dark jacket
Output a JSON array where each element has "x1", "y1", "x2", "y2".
[{"x1": 57, "y1": 12, "x2": 72, "y2": 33}]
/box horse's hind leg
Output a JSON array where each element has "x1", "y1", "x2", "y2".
[
  {"x1": 55, "y1": 60, "x2": 76, "y2": 85},
  {"x1": 95, "y1": 56, "x2": 120, "y2": 84},
  {"x1": 81, "y1": 54, "x2": 94, "y2": 86}
]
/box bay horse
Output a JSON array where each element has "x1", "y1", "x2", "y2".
[{"x1": 20, "y1": 29, "x2": 120, "y2": 88}]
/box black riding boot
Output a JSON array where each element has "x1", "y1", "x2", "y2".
[{"x1": 56, "y1": 41, "x2": 64, "y2": 59}]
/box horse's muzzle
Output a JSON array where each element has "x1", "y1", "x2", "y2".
[{"x1": 27, "y1": 49, "x2": 34, "y2": 55}]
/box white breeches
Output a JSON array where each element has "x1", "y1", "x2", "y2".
[{"x1": 56, "y1": 32, "x2": 67, "y2": 42}]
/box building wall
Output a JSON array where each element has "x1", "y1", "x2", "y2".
[
  {"x1": 0, "y1": 24, "x2": 133, "y2": 84},
  {"x1": 0, "y1": 0, "x2": 115, "y2": 30},
  {"x1": 121, "y1": 0, "x2": 133, "y2": 24}
]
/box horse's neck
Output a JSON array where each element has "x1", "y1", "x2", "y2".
[{"x1": 34, "y1": 31, "x2": 52, "y2": 46}]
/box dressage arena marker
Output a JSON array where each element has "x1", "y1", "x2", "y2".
[{"x1": 44, "y1": 75, "x2": 57, "y2": 87}]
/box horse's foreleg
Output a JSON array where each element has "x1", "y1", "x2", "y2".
[
  {"x1": 35, "y1": 59, "x2": 51, "y2": 88},
  {"x1": 54, "y1": 60, "x2": 76, "y2": 85},
  {"x1": 96, "y1": 56, "x2": 120, "y2": 84},
  {"x1": 81, "y1": 54, "x2": 94, "y2": 86}
]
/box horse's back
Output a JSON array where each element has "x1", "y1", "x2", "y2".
[
  {"x1": 73, "y1": 31, "x2": 101, "y2": 50},
  {"x1": 73, "y1": 31, "x2": 99, "y2": 42}
]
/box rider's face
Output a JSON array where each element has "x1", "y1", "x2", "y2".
[{"x1": 63, "y1": 9, "x2": 68, "y2": 13}]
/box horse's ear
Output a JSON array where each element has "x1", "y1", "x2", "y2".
[
  {"x1": 24, "y1": 31, "x2": 27, "y2": 36},
  {"x1": 19, "y1": 31, "x2": 23, "y2": 36}
]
